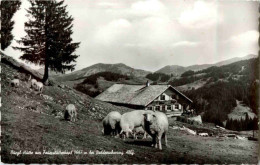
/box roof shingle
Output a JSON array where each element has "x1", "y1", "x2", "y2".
[{"x1": 95, "y1": 84, "x2": 192, "y2": 106}]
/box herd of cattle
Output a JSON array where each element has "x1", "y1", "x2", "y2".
[
  {"x1": 11, "y1": 75, "x2": 43, "y2": 92},
  {"x1": 10, "y1": 76, "x2": 169, "y2": 150},
  {"x1": 102, "y1": 110, "x2": 169, "y2": 150},
  {"x1": 10, "y1": 76, "x2": 78, "y2": 121}
]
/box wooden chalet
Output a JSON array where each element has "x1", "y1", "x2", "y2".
[{"x1": 95, "y1": 82, "x2": 193, "y2": 117}]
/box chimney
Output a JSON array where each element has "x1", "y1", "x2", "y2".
[{"x1": 146, "y1": 80, "x2": 150, "y2": 87}]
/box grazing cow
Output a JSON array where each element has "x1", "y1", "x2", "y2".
[
  {"x1": 31, "y1": 79, "x2": 37, "y2": 88},
  {"x1": 132, "y1": 126, "x2": 148, "y2": 139},
  {"x1": 11, "y1": 79, "x2": 20, "y2": 87},
  {"x1": 119, "y1": 110, "x2": 153, "y2": 140},
  {"x1": 102, "y1": 111, "x2": 122, "y2": 136},
  {"x1": 34, "y1": 81, "x2": 43, "y2": 92},
  {"x1": 143, "y1": 111, "x2": 169, "y2": 150},
  {"x1": 64, "y1": 104, "x2": 77, "y2": 122}
]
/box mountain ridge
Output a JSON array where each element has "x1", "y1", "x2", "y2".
[
  {"x1": 53, "y1": 62, "x2": 151, "y2": 82},
  {"x1": 53, "y1": 54, "x2": 257, "y2": 82},
  {"x1": 156, "y1": 54, "x2": 257, "y2": 75}
]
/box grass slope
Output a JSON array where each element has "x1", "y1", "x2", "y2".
[
  {"x1": 1, "y1": 57, "x2": 258, "y2": 164},
  {"x1": 228, "y1": 100, "x2": 257, "y2": 120}
]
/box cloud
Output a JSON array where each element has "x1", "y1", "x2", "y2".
[
  {"x1": 226, "y1": 30, "x2": 258, "y2": 44},
  {"x1": 129, "y1": 0, "x2": 166, "y2": 17},
  {"x1": 171, "y1": 41, "x2": 199, "y2": 48},
  {"x1": 94, "y1": 19, "x2": 132, "y2": 44},
  {"x1": 178, "y1": 1, "x2": 219, "y2": 28},
  {"x1": 124, "y1": 43, "x2": 150, "y2": 48},
  {"x1": 131, "y1": 0, "x2": 165, "y2": 12},
  {"x1": 96, "y1": 2, "x2": 120, "y2": 8},
  {"x1": 4, "y1": 0, "x2": 258, "y2": 72},
  {"x1": 219, "y1": 30, "x2": 259, "y2": 59}
]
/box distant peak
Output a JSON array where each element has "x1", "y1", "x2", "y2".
[
  {"x1": 115, "y1": 63, "x2": 127, "y2": 66},
  {"x1": 245, "y1": 54, "x2": 257, "y2": 58},
  {"x1": 163, "y1": 65, "x2": 183, "y2": 68}
]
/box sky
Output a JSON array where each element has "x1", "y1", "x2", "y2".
[{"x1": 3, "y1": 0, "x2": 259, "y2": 72}]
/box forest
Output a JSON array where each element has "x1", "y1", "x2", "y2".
[
  {"x1": 80, "y1": 71, "x2": 129, "y2": 85},
  {"x1": 75, "y1": 72, "x2": 130, "y2": 97},
  {"x1": 146, "y1": 72, "x2": 171, "y2": 82},
  {"x1": 181, "y1": 57, "x2": 259, "y2": 129}
]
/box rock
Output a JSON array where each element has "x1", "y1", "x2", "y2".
[
  {"x1": 58, "y1": 84, "x2": 65, "y2": 89},
  {"x1": 40, "y1": 94, "x2": 53, "y2": 101},
  {"x1": 188, "y1": 115, "x2": 202, "y2": 124},
  {"x1": 235, "y1": 135, "x2": 246, "y2": 140},
  {"x1": 226, "y1": 134, "x2": 236, "y2": 137},
  {"x1": 92, "y1": 107, "x2": 95, "y2": 111},
  {"x1": 55, "y1": 111, "x2": 63, "y2": 118},
  {"x1": 172, "y1": 126, "x2": 180, "y2": 130},
  {"x1": 216, "y1": 125, "x2": 225, "y2": 130},
  {"x1": 180, "y1": 126, "x2": 196, "y2": 135},
  {"x1": 78, "y1": 100, "x2": 84, "y2": 105},
  {"x1": 198, "y1": 133, "x2": 209, "y2": 137}
]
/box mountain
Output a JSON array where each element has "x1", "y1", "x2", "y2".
[
  {"x1": 155, "y1": 65, "x2": 186, "y2": 76},
  {"x1": 53, "y1": 63, "x2": 151, "y2": 82},
  {"x1": 156, "y1": 54, "x2": 257, "y2": 76},
  {"x1": 74, "y1": 71, "x2": 150, "y2": 97},
  {"x1": 214, "y1": 54, "x2": 257, "y2": 66},
  {"x1": 54, "y1": 54, "x2": 257, "y2": 82},
  {"x1": 171, "y1": 56, "x2": 259, "y2": 126}
]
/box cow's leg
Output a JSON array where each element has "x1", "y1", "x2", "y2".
[
  {"x1": 142, "y1": 131, "x2": 147, "y2": 139},
  {"x1": 157, "y1": 134, "x2": 162, "y2": 150},
  {"x1": 164, "y1": 133, "x2": 168, "y2": 147},
  {"x1": 152, "y1": 136, "x2": 156, "y2": 147}
]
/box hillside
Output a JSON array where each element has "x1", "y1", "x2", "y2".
[
  {"x1": 176, "y1": 57, "x2": 259, "y2": 126},
  {"x1": 74, "y1": 71, "x2": 147, "y2": 97},
  {"x1": 58, "y1": 71, "x2": 150, "y2": 97},
  {"x1": 155, "y1": 54, "x2": 257, "y2": 76},
  {"x1": 37, "y1": 68, "x2": 62, "y2": 76},
  {"x1": 53, "y1": 63, "x2": 151, "y2": 82},
  {"x1": 228, "y1": 100, "x2": 257, "y2": 121},
  {"x1": 1, "y1": 53, "x2": 258, "y2": 164},
  {"x1": 155, "y1": 65, "x2": 186, "y2": 76},
  {"x1": 51, "y1": 54, "x2": 257, "y2": 93}
]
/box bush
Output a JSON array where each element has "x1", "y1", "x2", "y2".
[
  {"x1": 74, "y1": 84, "x2": 101, "y2": 97},
  {"x1": 81, "y1": 72, "x2": 129, "y2": 85}
]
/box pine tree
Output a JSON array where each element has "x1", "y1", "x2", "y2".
[
  {"x1": 0, "y1": 0, "x2": 21, "y2": 50},
  {"x1": 244, "y1": 113, "x2": 249, "y2": 130},
  {"x1": 252, "y1": 117, "x2": 258, "y2": 137},
  {"x1": 14, "y1": 0, "x2": 80, "y2": 84}
]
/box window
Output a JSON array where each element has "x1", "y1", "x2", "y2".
[
  {"x1": 147, "y1": 106, "x2": 153, "y2": 110},
  {"x1": 156, "y1": 106, "x2": 160, "y2": 111},
  {"x1": 162, "y1": 105, "x2": 166, "y2": 111},
  {"x1": 175, "y1": 104, "x2": 179, "y2": 109},
  {"x1": 160, "y1": 95, "x2": 165, "y2": 100},
  {"x1": 167, "y1": 105, "x2": 171, "y2": 110}
]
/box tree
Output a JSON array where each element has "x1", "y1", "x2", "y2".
[
  {"x1": 252, "y1": 117, "x2": 258, "y2": 138},
  {"x1": 14, "y1": 0, "x2": 80, "y2": 84},
  {"x1": 181, "y1": 70, "x2": 195, "y2": 77},
  {"x1": 0, "y1": 0, "x2": 21, "y2": 50}
]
